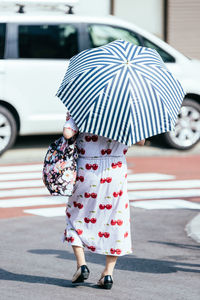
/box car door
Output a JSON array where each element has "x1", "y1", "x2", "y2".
[{"x1": 4, "y1": 22, "x2": 80, "y2": 135}]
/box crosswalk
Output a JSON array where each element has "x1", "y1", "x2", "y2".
[{"x1": 0, "y1": 162, "x2": 200, "y2": 218}]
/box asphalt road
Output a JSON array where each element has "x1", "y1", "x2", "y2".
[
  {"x1": 0, "y1": 136, "x2": 200, "y2": 299},
  {"x1": 0, "y1": 208, "x2": 200, "y2": 300}
]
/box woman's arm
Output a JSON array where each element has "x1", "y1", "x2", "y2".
[
  {"x1": 63, "y1": 127, "x2": 77, "y2": 139},
  {"x1": 63, "y1": 111, "x2": 79, "y2": 139}
]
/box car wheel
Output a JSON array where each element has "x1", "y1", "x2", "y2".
[
  {"x1": 0, "y1": 105, "x2": 18, "y2": 155},
  {"x1": 163, "y1": 99, "x2": 200, "y2": 150}
]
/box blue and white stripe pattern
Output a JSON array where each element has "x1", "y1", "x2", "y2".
[{"x1": 55, "y1": 40, "x2": 185, "y2": 146}]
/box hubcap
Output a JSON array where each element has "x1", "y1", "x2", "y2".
[
  {"x1": 0, "y1": 113, "x2": 12, "y2": 152},
  {"x1": 169, "y1": 105, "x2": 200, "y2": 147}
]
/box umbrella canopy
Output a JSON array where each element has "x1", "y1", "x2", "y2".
[{"x1": 55, "y1": 40, "x2": 185, "y2": 146}]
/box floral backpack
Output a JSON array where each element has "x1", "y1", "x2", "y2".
[{"x1": 42, "y1": 112, "x2": 79, "y2": 196}]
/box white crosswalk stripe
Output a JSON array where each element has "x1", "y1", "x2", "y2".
[{"x1": 0, "y1": 163, "x2": 200, "y2": 217}]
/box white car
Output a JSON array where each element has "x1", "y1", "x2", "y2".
[{"x1": 0, "y1": 7, "x2": 200, "y2": 154}]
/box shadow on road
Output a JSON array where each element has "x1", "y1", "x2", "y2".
[{"x1": 27, "y1": 247, "x2": 200, "y2": 275}]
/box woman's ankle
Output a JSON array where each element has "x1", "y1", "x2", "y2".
[{"x1": 101, "y1": 270, "x2": 113, "y2": 277}]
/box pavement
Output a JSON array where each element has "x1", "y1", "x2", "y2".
[
  {"x1": 0, "y1": 137, "x2": 200, "y2": 299},
  {"x1": 0, "y1": 208, "x2": 200, "y2": 300},
  {"x1": 186, "y1": 213, "x2": 200, "y2": 244}
]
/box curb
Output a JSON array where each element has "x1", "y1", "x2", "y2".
[{"x1": 185, "y1": 213, "x2": 200, "y2": 244}]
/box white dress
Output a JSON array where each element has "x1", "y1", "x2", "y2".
[{"x1": 62, "y1": 113, "x2": 133, "y2": 256}]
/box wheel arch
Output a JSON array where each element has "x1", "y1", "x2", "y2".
[
  {"x1": 0, "y1": 100, "x2": 20, "y2": 132},
  {"x1": 184, "y1": 93, "x2": 200, "y2": 104}
]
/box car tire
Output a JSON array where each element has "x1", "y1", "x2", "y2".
[
  {"x1": 163, "y1": 98, "x2": 200, "y2": 150},
  {"x1": 0, "y1": 105, "x2": 18, "y2": 156}
]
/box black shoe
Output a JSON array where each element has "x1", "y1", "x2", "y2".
[
  {"x1": 97, "y1": 275, "x2": 113, "y2": 289},
  {"x1": 71, "y1": 265, "x2": 90, "y2": 283}
]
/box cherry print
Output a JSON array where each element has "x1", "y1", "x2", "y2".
[
  {"x1": 106, "y1": 177, "x2": 112, "y2": 183},
  {"x1": 111, "y1": 219, "x2": 117, "y2": 225},
  {"x1": 111, "y1": 163, "x2": 117, "y2": 169},
  {"x1": 84, "y1": 217, "x2": 90, "y2": 223},
  {"x1": 91, "y1": 193, "x2": 97, "y2": 198},
  {"x1": 85, "y1": 136, "x2": 91, "y2": 142},
  {"x1": 66, "y1": 212, "x2": 71, "y2": 218},
  {"x1": 125, "y1": 203, "x2": 128, "y2": 209},
  {"x1": 101, "y1": 149, "x2": 106, "y2": 155},
  {"x1": 85, "y1": 135, "x2": 98, "y2": 142},
  {"x1": 90, "y1": 246, "x2": 96, "y2": 251},
  {"x1": 113, "y1": 192, "x2": 119, "y2": 197},
  {"x1": 79, "y1": 176, "x2": 84, "y2": 182},
  {"x1": 100, "y1": 178, "x2": 106, "y2": 183},
  {"x1": 73, "y1": 201, "x2": 83, "y2": 209},
  {"x1": 92, "y1": 164, "x2": 98, "y2": 170},
  {"x1": 99, "y1": 204, "x2": 105, "y2": 209},
  {"x1": 104, "y1": 232, "x2": 110, "y2": 238},
  {"x1": 80, "y1": 148, "x2": 85, "y2": 154},
  {"x1": 77, "y1": 203, "x2": 83, "y2": 209},
  {"x1": 123, "y1": 149, "x2": 128, "y2": 154},
  {"x1": 125, "y1": 173, "x2": 127, "y2": 178},
  {"x1": 106, "y1": 204, "x2": 112, "y2": 210},
  {"x1": 92, "y1": 135, "x2": 98, "y2": 142},
  {"x1": 110, "y1": 248, "x2": 115, "y2": 254},
  {"x1": 67, "y1": 237, "x2": 74, "y2": 243},
  {"x1": 119, "y1": 190, "x2": 123, "y2": 196},
  {"x1": 86, "y1": 163, "x2": 91, "y2": 170},
  {"x1": 116, "y1": 249, "x2": 122, "y2": 255},
  {"x1": 117, "y1": 219, "x2": 123, "y2": 226},
  {"x1": 85, "y1": 163, "x2": 98, "y2": 170},
  {"x1": 124, "y1": 232, "x2": 128, "y2": 238},
  {"x1": 110, "y1": 248, "x2": 122, "y2": 255},
  {"x1": 98, "y1": 232, "x2": 110, "y2": 238},
  {"x1": 84, "y1": 192, "x2": 97, "y2": 198},
  {"x1": 111, "y1": 219, "x2": 123, "y2": 226},
  {"x1": 107, "y1": 149, "x2": 112, "y2": 154},
  {"x1": 118, "y1": 161, "x2": 122, "y2": 167},
  {"x1": 91, "y1": 218, "x2": 96, "y2": 224},
  {"x1": 76, "y1": 229, "x2": 83, "y2": 235},
  {"x1": 84, "y1": 217, "x2": 97, "y2": 224}
]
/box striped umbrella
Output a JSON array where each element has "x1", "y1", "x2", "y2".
[{"x1": 55, "y1": 40, "x2": 185, "y2": 146}]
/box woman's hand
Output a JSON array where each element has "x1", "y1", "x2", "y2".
[
  {"x1": 135, "y1": 139, "x2": 145, "y2": 146},
  {"x1": 63, "y1": 127, "x2": 77, "y2": 139}
]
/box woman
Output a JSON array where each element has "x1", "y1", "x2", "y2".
[{"x1": 63, "y1": 111, "x2": 145, "y2": 289}]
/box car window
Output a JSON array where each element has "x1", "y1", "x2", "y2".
[
  {"x1": 18, "y1": 24, "x2": 78, "y2": 59},
  {"x1": 87, "y1": 24, "x2": 141, "y2": 48},
  {"x1": 142, "y1": 37, "x2": 175, "y2": 63},
  {"x1": 0, "y1": 23, "x2": 6, "y2": 59}
]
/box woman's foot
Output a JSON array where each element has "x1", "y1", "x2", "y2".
[
  {"x1": 97, "y1": 274, "x2": 113, "y2": 289},
  {"x1": 71, "y1": 264, "x2": 90, "y2": 283}
]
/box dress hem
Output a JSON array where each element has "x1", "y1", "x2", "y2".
[{"x1": 62, "y1": 238, "x2": 133, "y2": 256}]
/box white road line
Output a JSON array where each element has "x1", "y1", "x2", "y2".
[
  {"x1": 127, "y1": 173, "x2": 175, "y2": 181},
  {"x1": 0, "y1": 196, "x2": 67, "y2": 207},
  {"x1": 2, "y1": 177, "x2": 193, "y2": 190},
  {"x1": 128, "y1": 189, "x2": 200, "y2": 200},
  {"x1": 0, "y1": 164, "x2": 43, "y2": 173},
  {"x1": 0, "y1": 188, "x2": 48, "y2": 198},
  {"x1": 24, "y1": 207, "x2": 65, "y2": 217},
  {"x1": 130, "y1": 199, "x2": 200, "y2": 210},
  {"x1": 127, "y1": 180, "x2": 200, "y2": 190},
  {"x1": 0, "y1": 179, "x2": 44, "y2": 189},
  {"x1": 0, "y1": 172, "x2": 42, "y2": 181}
]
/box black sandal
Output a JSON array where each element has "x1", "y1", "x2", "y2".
[
  {"x1": 97, "y1": 275, "x2": 113, "y2": 289},
  {"x1": 72, "y1": 265, "x2": 90, "y2": 283}
]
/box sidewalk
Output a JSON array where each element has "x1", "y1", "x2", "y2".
[{"x1": 186, "y1": 213, "x2": 200, "y2": 244}]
